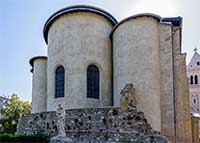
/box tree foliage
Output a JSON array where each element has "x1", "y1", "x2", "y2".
[{"x1": 0, "y1": 93, "x2": 32, "y2": 133}]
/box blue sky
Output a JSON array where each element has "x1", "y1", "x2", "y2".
[{"x1": 0, "y1": 0, "x2": 199, "y2": 101}]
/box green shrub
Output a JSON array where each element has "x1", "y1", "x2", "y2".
[
  {"x1": 0, "y1": 94, "x2": 32, "y2": 133},
  {"x1": 0, "y1": 133, "x2": 47, "y2": 142}
]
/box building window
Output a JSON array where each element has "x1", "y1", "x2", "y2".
[
  {"x1": 194, "y1": 98, "x2": 196, "y2": 104},
  {"x1": 87, "y1": 65, "x2": 100, "y2": 99},
  {"x1": 190, "y1": 75, "x2": 193, "y2": 84},
  {"x1": 195, "y1": 75, "x2": 198, "y2": 84},
  {"x1": 197, "y1": 61, "x2": 200, "y2": 66},
  {"x1": 55, "y1": 66, "x2": 65, "y2": 98}
]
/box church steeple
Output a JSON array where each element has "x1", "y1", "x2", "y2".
[
  {"x1": 188, "y1": 47, "x2": 200, "y2": 68},
  {"x1": 194, "y1": 47, "x2": 198, "y2": 53}
]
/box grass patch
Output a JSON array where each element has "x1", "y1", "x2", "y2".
[{"x1": 0, "y1": 133, "x2": 47, "y2": 142}]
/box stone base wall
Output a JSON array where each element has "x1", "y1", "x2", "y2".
[{"x1": 17, "y1": 107, "x2": 168, "y2": 142}]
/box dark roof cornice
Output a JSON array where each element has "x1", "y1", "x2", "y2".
[
  {"x1": 111, "y1": 14, "x2": 182, "y2": 36},
  {"x1": 29, "y1": 56, "x2": 47, "y2": 67},
  {"x1": 161, "y1": 16, "x2": 182, "y2": 27}
]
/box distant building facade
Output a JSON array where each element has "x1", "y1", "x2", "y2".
[
  {"x1": 187, "y1": 48, "x2": 200, "y2": 114},
  {"x1": 30, "y1": 5, "x2": 193, "y2": 142},
  {"x1": 0, "y1": 96, "x2": 8, "y2": 119}
]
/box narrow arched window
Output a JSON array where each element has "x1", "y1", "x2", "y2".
[
  {"x1": 190, "y1": 75, "x2": 193, "y2": 85},
  {"x1": 55, "y1": 66, "x2": 65, "y2": 98},
  {"x1": 195, "y1": 75, "x2": 198, "y2": 84},
  {"x1": 87, "y1": 65, "x2": 100, "y2": 99},
  {"x1": 194, "y1": 98, "x2": 196, "y2": 104}
]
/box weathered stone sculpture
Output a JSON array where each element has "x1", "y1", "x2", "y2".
[
  {"x1": 120, "y1": 83, "x2": 137, "y2": 110},
  {"x1": 50, "y1": 104, "x2": 72, "y2": 143},
  {"x1": 56, "y1": 104, "x2": 66, "y2": 137}
]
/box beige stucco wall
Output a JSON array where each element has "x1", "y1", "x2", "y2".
[
  {"x1": 32, "y1": 58, "x2": 47, "y2": 113},
  {"x1": 47, "y1": 12, "x2": 113, "y2": 111},
  {"x1": 113, "y1": 17, "x2": 161, "y2": 131},
  {"x1": 175, "y1": 54, "x2": 192, "y2": 143},
  {"x1": 159, "y1": 23, "x2": 175, "y2": 141},
  {"x1": 173, "y1": 27, "x2": 192, "y2": 143}
]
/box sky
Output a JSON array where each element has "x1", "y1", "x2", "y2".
[{"x1": 0, "y1": 0, "x2": 199, "y2": 101}]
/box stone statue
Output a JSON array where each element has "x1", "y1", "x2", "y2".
[
  {"x1": 120, "y1": 83, "x2": 137, "y2": 110},
  {"x1": 56, "y1": 104, "x2": 66, "y2": 137},
  {"x1": 50, "y1": 104, "x2": 73, "y2": 143}
]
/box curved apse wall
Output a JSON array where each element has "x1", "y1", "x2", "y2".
[
  {"x1": 112, "y1": 15, "x2": 161, "y2": 131},
  {"x1": 44, "y1": 6, "x2": 117, "y2": 111}
]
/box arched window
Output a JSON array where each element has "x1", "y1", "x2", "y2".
[
  {"x1": 87, "y1": 65, "x2": 100, "y2": 99},
  {"x1": 197, "y1": 61, "x2": 200, "y2": 66},
  {"x1": 190, "y1": 75, "x2": 193, "y2": 85},
  {"x1": 194, "y1": 98, "x2": 196, "y2": 104},
  {"x1": 195, "y1": 75, "x2": 198, "y2": 84},
  {"x1": 55, "y1": 66, "x2": 65, "y2": 98}
]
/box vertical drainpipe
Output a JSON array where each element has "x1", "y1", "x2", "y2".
[{"x1": 110, "y1": 32, "x2": 114, "y2": 106}]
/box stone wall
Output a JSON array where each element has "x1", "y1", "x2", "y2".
[
  {"x1": 191, "y1": 115, "x2": 199, "y2": 143},
  {"x1": 17, "y1": 107, "x2": 168, "y2": 143}
]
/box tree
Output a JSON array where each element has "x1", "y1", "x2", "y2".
[{"x1": 0, "y1": 93, "x2": 32, "y2": 133}]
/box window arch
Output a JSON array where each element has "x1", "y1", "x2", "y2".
[
  {"x1": 55, "y1": 66, "x2": 65, "y2": 98},
  {"x1": 87, "y1": 65, "x2": 100, "y2": 99},
  {"x1": 195, "y1": 75, "x2": 198, "y2": 84}
]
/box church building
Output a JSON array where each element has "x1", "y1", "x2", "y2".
[
  {"x1": 30, "y1": 5, "x2": 192, "y2": 142},
  {"x1": 187, "y1": 48, "x2": 200, "y2": 114},
  {"x1": 187, "y1": 48, "x2": 200, "y2": 142}
]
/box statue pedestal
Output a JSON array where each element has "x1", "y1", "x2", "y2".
[{"x1": 50, "y1": 135, "x2": 73, "y2": 143}]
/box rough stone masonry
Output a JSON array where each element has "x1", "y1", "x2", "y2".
[{"x1": 17, "y1": 107, "x2": 168, "y2": 143}]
